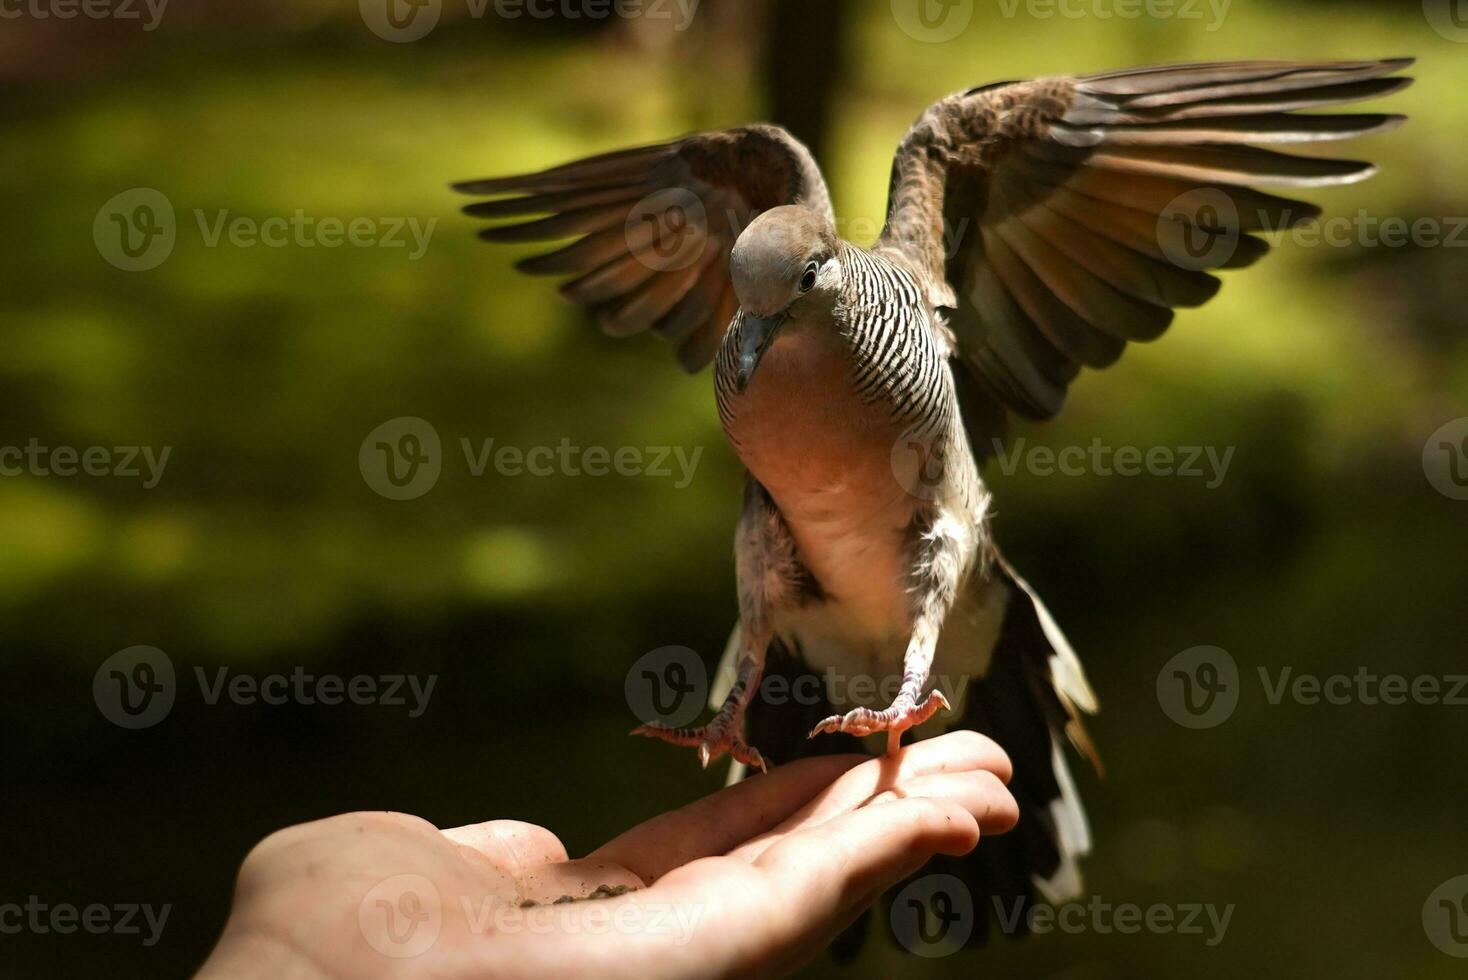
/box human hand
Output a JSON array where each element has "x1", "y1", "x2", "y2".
[{"x1": 195, "y1": 731, "x2": 1017, "y2": 979}]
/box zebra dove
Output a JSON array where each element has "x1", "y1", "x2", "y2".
[{"x1": 458, "y1": 56, "x2": 1410, "y2": 915}]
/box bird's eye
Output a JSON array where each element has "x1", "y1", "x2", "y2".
[{"x1": 799, "y1": 262, "x2": 819, "y2": 292}]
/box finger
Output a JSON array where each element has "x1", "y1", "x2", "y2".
[
  {"x1": 590, "y1": 753, "x2": 867, "y2": 885},
  {"x1": 622, "y1": 796, "x2": 983, "y2": 976},
  {"x1": 812, "y1": 731, "x2": 1012, "y2": 817},
  {"x1": 726, "y1": 731, "x2": 1012, "y2": 859},
  {"x1": 442, "y1": 820, "x2": 568, "y2": 874},
  {"x1": 868, "y1": 769, "x2": 1020, "y2": 835},
  {"x1": 730, "y1": 764, "x2": 1017, "y2": 863},
  {"x1": 754, "y1": 796, "x2": 980, "y2": 924}
]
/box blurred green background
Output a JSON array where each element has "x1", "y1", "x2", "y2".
[{"x1": 3, "y1": 1, "x2": 1467, "y2": 977}]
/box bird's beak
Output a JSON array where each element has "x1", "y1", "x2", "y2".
[{"x1": 735, "y1": 311, "x2": 784, "y2": 393}]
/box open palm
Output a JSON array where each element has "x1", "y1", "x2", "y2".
[{"x1": 196, "y1": 732, "x2": 1017, "y2": 979}]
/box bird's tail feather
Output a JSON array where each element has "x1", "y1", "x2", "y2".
[{"x1": 932, "y1": 553, "x2": 1099, "y2": 946}]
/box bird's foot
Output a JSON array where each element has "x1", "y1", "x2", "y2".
[
  {"x1": 630, "y1": 721, "x2": 768, "y2": 773},
  {"x1": 808, "y1": 690, "x2": 951, "y2": 753}
]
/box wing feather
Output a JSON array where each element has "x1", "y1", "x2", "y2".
[
  {"x1": 875, "y1": 57, "x2": 1412, "y2": 422},
  {"x1": 459, "y1": 126, "x2": 831, "y2": 370}
]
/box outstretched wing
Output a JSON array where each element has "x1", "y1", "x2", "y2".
[
  {"x1": 456, "y1": 125, "x2": 832, "y2": 371},
  {"x1": 876, "y1": 58, "x2": 1413, "y2": 423}
]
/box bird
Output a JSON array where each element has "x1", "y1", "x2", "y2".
[{"x1": 456, "y1": 57, "x2": 1411, "y2": 937}]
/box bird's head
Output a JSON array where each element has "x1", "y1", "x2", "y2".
[{"x1": 728, "y1": 205, "x2": 840, "y2": 391}]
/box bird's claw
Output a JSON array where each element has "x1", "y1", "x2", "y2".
[
  {"x1": 632, "y1": 722, "x2": 769, "y2": 774},
  {"x1": 808, "y1": 690, "x2": 951, "y2": 741}
]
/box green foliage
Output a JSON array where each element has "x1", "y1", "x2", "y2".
[{"x1": 4, "y1": 6, "x2": 1466, "y2": 977}]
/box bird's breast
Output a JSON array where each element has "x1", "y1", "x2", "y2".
[{"x1": 721, "y1": 323, "x2": 920, "y2": 636}]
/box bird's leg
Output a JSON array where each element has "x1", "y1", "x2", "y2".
[
  {"x1": 633, "y1": 479, "x2": 802, "y2": 773},
  {"x1": 808, "y1": 621, "x2": 949, "y2": 753},
  {"x1": 810, "y1": 512, "x2": 967, "y2": 754},
  {"x1": 631, "y1": 635, "x2": 770, "y2": 772}
]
